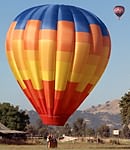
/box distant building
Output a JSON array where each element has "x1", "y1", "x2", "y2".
[{"x1": 0, "y1": 122, "x2": 27, "y2": 144}]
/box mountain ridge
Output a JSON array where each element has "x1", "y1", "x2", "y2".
[
  {"x1": 84, "y1": 99, "x2": 120, "y2": 114},
  {"x1": 28, "y1": 99, "x2": 122, "y2": 129}
]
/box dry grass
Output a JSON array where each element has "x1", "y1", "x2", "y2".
[{"x1": 0, "y1": 141, "x2": 130, "y2": 150}]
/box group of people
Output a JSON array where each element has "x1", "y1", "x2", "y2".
[{"x1": 46, "y1": 134, "x2": 58, "y2": 148}]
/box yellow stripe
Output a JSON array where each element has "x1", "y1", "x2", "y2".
[
  {"x1": 11, "y1": 40, "x2": 41, "y2": 89},
  {"x1": 70, "y1": 54, "x2": 99, "y2": 83},
  {"x1": 55, "y1": 50, "x2": 74, "y2": 90},
  {"x1": 39, "y1": 40, "x2": 56, "y2": 70},
  {"x1": 76, "y1": 65, "x2": 97, "y2": 92},
  {"x1": 6, "y1": 51, "x2": 26, "y2": 89},
  {"x1": 56, "y1": 51, "x2": 73, "y2": 62},
  {"x1": 9, "y1": 54, "x2": 41, "y2": 89},
  {"x1": 71, "y1": 42, "x2": 90, "y2": 73},
  {"x1": 95, "y1": 47, "x2": 109, "y2": 76},
  {"x1": 90, "y1": 76, "x2": 100, "y2": 85},
  {"x1": 12, "y1": 40, "x2": 26, "y2": 69},
  {"x1": 26, "y1": 60, "x2": 42, "y2": 89},
  {"x1": 25, "y1": 49, "x2": 39, "y2": 60},
  {"x1": 87, "y1": 46, "x2": 110, "y2": 93},
  {"x1": 75, "y1": 55, "x2": 100, "y2": 92},
  {"x1": 55, "y1": 61, "x2": 72, "y2": 90},
  {"x1": 87, "y1": 76, "x2": 100, "y2": 94},
  {"x1": 40, "y1": 70, "x2": 55, "y2": 81}
]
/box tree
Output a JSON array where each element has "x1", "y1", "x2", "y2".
[
  {"x1": 96, "y1": 124, "x2": 110, "y2": 137},
  {"x1": 36, "y1": 119, "x2": 48, "y2": 138},
  {"x1": 0, "y1": 102, "x2": 29, "y2": 131},
  {"x1": 26, "y1": 124, "x2": 37, "y2": 136},
  {"x1": 122, "y1": 125, "x2": 130, "y2": 138},
  {"x1": 63, "y1": 123, "x2": 72, "y2": 136},
  {"x1": 86, "y1": 128, "x2": 95, "y2": 137},
  {"x1": 72, "y1": 118, "x2": 87, "y2": 137},
  {"x1": 119, "y1": 91, "x2": 130, "y2": 126}
]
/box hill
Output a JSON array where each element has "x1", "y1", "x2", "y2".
[
  {"x1": 68, "y1": 99, "x2": 121, "y2": 129},
  {"x1": 85, "y1": 99, "x2": 120, "y2": 114},
  {"x1": 28, "y1": 99, "x2": 122, "y2": 129}
]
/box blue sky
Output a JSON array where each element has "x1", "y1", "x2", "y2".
[{"x1": 0, "y1": 0, "x2": 130, "y2": 110}]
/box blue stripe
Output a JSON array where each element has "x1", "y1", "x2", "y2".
[
  {"x1": 41, "y1": 5, "x2": 59, "y2": 30},
  {"x1": 14, "y1": 6, "x2": 41, "y2": 29},
  {"x1": 70, "y1": 7, "x2": 90, "y2": 32},
  {"x1": 14, "y1": 4, "x2": 109, "y2": 35},
  {"x1": 79, "y1": 8, "x2": 109, "y2": 35},
  {"x1": 58, "y1": 5, "x2": 74, "y2": 22}
]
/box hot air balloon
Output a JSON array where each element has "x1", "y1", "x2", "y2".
[
  {"x1": 113, "y1": 5, "x2": 125, "y2": 19},
  {"x1": 5, "y1": 4, "x2": 111, "y2": 126}
]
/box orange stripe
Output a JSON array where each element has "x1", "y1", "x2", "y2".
[
  {"x1": 67, "y1": 83, "x2": 92, "y2": 112},
  {"x1": 54, "y1": 90, "x2": 65, "y2": 101},
  {"x1": 89, "y1": 24, "x2": 103, "y2": 55},
  {"x1": 64, "y1": 84, "x2": 91, "y2": 115},
  {"x1": 40, "y1": 114, "x2": 68, "y2": 126},
  {"x1": 22, "y1": 81, "x2": 41, "y2": 113},
  {"x1": 23, "y1": 80, "x2": 47, "y2": 113},
  {"x1": 39, "y1": 30, "x2": 57, "y2": 40},
  {"x1": 103, "y1": 36, "x2": 111, "y2": 46},
  {"x1": 103, "y1": 36, "x2": 111, "y2": 59},
  {"x1": 6, "y1": 22, "x2": 17, "y2": 51},
  {"x1": 61, "y1": 90, "x2": 82, "y2": 115},
  {"x1": 42, "y1": 81, "x2": 54, "y2": 114},
  {"x1": 57, "y1": 21, "x2": 75, "y2": 51},
  {"x1": 80, "y1": 83, "x2": 93, "y2": 99},
  {"x1": 61, "y1": 82, "x2": 78, "y2": 110},
  {"x1": 24, "y1": 20, "x2": 41, "y2": 50},
  {"x1": 53, "y1": 82, "x2": 78, "y2": 114},
  {"x1": 53, "y1": 90, "x2": 65, "y2": 114},
  {"x1": 13, "y1": 30, "x2": 24, "y2": 40},
  {"x1": 86, "y1": 55, "x2": 100, "y2": 65},
  {"x1": 76, "y1": 32, "x2": 91, "y2": 43}
]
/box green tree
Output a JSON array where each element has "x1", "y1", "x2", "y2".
[
  {"x1": 0, "y1": 102, "x2": 29, "y2": 131},
  {"x1": 119, "y1": 91, "x2": 130, "y2": 126}
]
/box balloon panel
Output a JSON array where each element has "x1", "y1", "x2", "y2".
[{"x1": 6, "y1": 5, "x2": 111, "y2": 126}]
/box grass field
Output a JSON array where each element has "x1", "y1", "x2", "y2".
[{"x1": 0, "y1": 142, "x2": 130, "y2": 150}]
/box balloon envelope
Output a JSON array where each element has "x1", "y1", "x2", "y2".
[
  {"x1": 113, "y1": 5, "x2": 125, "y2": 19},
  {"x1": 6, "y1": 4, "x2": 111, "y2": 126}
]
